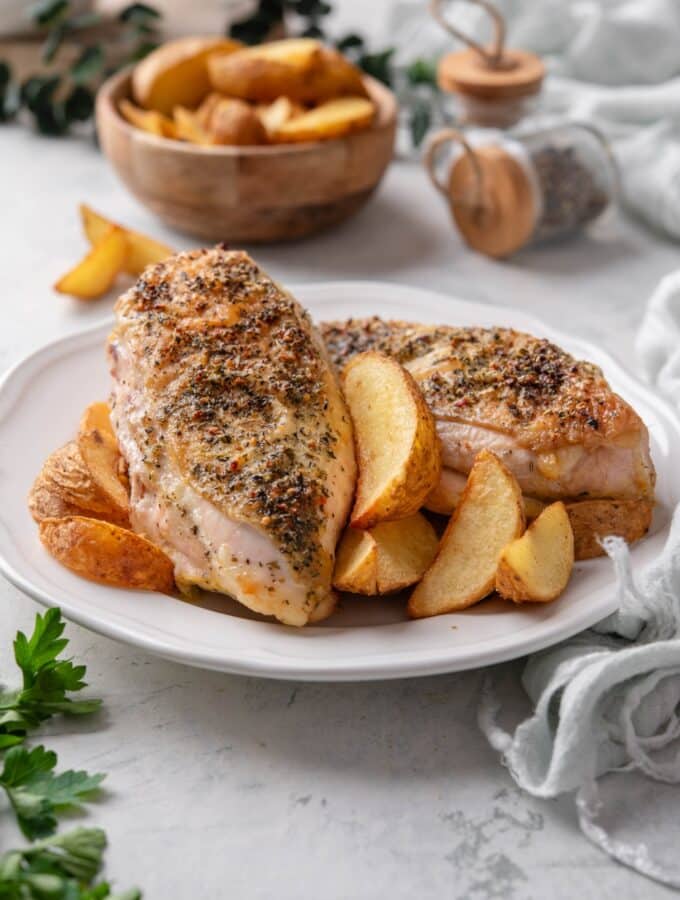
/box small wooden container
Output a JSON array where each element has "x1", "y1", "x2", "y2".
[{"x1": 96, "y1": 68, "x2": 397, "y2": 243}]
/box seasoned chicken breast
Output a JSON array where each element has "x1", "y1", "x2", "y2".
[
  {"x1": 321, "y1": 318, "x2": 655, "y2": 503},
  {"x1": 109, "y1": 249, "x2": 356, "y2": 626}
]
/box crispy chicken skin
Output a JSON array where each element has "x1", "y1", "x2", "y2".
[
  {"x1": 321, "y1": 317, "x2": 655, "y2": 502},
  {"x1": 109, "y1": 249, "x2": 356, "y2": 626}
]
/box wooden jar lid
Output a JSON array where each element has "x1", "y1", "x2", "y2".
[
  {"x1": 448, "y1": 145, "x2": 537, "y2": 258},
  {"x1": 438, "y1": 48, "x2": 545, "y2": 100}
]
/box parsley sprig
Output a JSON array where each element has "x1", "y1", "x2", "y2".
[
  {"x1": 0, "y1": 827, "x2": 140, "y2": 899},
  {"x1": 0, "y1": 609, "x2": 140, "y2": 898},
  {"x1": 0, "y1": 608, "x2": 101, "y2": 746}
]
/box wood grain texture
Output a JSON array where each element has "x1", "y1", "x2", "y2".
[{"x1": 95, "y1": 68, "x2": 397, "y2": 243}]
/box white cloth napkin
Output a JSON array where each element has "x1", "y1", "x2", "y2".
[
  {"x1": 478, "y1": 270, "x2": 680, "y2": 890},
  {"x1": 385, "y1": 0, "x2": 680, "y2": 240}
]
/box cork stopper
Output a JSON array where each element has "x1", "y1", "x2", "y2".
[
  {"x1": 438, "y1": 48, "x2": 545, "y2": 101},
  {"x1": 447, "y1": 144, "x2": 537, "y2": 257},
  {"x1": 430, "y1": 0, "x2": 544, "y2": 104},
  {"x1": 424, "y1": 129, "x2": 538, "y2": 258}
]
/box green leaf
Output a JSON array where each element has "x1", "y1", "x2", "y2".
[
  {"x1": 118, "y1": 3, "x2": 161, "y2": 26},
  {"x1": 42, "y1": 22, "x2": 66, "y2": 63},
  {"x1": 409, "y1": 98, "x2": 432, "y2": 147},
  {"x1": 1, "y1": 609, "x2": 100, "y2": 742},
  {"x1": 406, "y1": 58, "x2": 438, "y2": 87},
  {"x1": 336, "y1": 33, "x2": 365, "y2": 53},
  {"x1": 0, "y1": 827, "x2": 142, "y2": 898},
  {"x1": 68, "y1": 11, "x2": 103, "y2": 29},
  {"x1": 0, "y1": 61, "x2": 20, "y2": 123},
  {"x1": 125, "y1": 40, "x2": 159, "y2": 65},
  {"x1": 358, "y1": 48, "x2": 395, "y2": 87},
  {"x1": 31, "y1": 0, "x2": 69, "y2": 27},
  {"x1": 1, "y1": 745, "x2": 105, "y2": 840},
  {"x1": 70, "y1": 46, "x2": 104, "y2": 84}
]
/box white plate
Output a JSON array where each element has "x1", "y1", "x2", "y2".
[{"x1": 0, "y1": 282, "x2": 676, "y2": 681}]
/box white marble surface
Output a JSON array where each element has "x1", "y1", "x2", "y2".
[{"x1": 1, "y1": 116, "x2": 679, "y2": 899}]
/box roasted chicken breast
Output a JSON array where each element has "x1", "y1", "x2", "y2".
[
  {"x1": 321, "y1": 318, "x2": 655, "y2": 503},
  {"x1": 109, "y1": 249, "x2": 356, "y2": 626}
]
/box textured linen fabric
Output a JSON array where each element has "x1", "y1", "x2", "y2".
[
  {"x1": 477, "y1": 269, "x2": 680, "y2": 889},
  {"x1": 385, "y1": 0, "x2": 680, "y2": 240}
]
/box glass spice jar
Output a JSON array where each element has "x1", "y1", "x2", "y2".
[
  {"x1": 430, "y1": 0, "x2": 545, "y2": 129},
  {"x1": 424, "y1": 123, "x2": 620, "y2": 258}
]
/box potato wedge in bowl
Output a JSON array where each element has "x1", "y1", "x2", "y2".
[
  {"x1": 207, "y1": 38, "x2": 368, "y2": 104},
  {"x1": 409, "y1": 450, "x2": 525, "y2": 618},
  {"x1": 342, "y1": 351, "x2": 441, "y2": 529},
  {"x1": 132, "y1": 36, "x2": 241, "y2": 115},
  {"x1": 334, "y1": 513, "x2": 439, "y2": 595},
  {"x1": 496, "y1": 502, "x2": 574, "y2": 603}
]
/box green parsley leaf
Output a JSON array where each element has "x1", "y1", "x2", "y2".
[
  {"x1": 0, "y1": 609, "x2": 101, "y2": 744},
  {"x1": 0, "y1": 827, "x2": 141, "y2": 898},
  {"x1": 1, "y1": 745, "x2": 105, "y2": 839}
]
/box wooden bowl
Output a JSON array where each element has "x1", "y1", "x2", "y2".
[{"x1": 96, "y1": 68, "x2": 397, "y2": 243}]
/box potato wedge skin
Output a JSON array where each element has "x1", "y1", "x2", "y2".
[
  {"x1": 207, "y1": 98, "x2": 267, "y2": 145},
  {"x1": 272, "y1": 97, "x2": 374, "y2": 143},
  {"x1": 132, "y1": 36, "x2": 241, "y2": 115},
  {"x1": 333, "y1": 528, "x2": 378, "y2": 595},
  {"x1": 79, "y1": 204, "x2": 174, "y2": 277},
  {"x1": 78, "y1": 402, "x2": 130, "y2": 519},
  {"x1": 408, "y1": 450, "x2": 525, "y2": 618},
  {"x1": 566, "y1": 498, "x2": 653, "y2": 560},
  {"x1": 28, "y1": 441, "x2": 129, "y2": 526},
  {"x1": 496, "y1": 502, "x2": 574, "y2": 603},
  {"x1": 208, "y1": 40, "x2": 368, "y2": 104},
  {"x1": 39, "y1": 516, "x2": 175, "y2": 593},
  {"x1": 54, "y1": 226, "x2": 128, "y2": 300},
  {"x1": 343, "y1": 351, "x2": 441, "y2": 530}
]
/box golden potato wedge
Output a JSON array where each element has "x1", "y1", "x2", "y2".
[
  {"x1": 272, "y1": 96, "x2": 374, "y2": 143},
  {"x1": 79, "y1": 204, "x2": 174, "y2": 277},
  {"x1": 78, "y1": 402, "x2": 130, "y2": 521},
  {"x1": 132, "y1": 36, "x2": 241, "y2": 115},
  {"x1": 208, "y1": 38, "x2": 368, "y2": 104},
  {"x1": 39, "y1": 516, "x2": 175, "y2": 593},
  {"x1": 342, "y1": 351, "x2": 441, "y2": 529},
  {"x1": 424, "y1": 467, "x2": 546, "y2": 522},
  {"x1": 195, "y1": 91, "x2": 223, "y2": 129},
  {"x1": 256, "y1": 96, "x2": 304, "y2": 139},
  {"x1": 408, "y1": 450, "x2": 525, "y2": 618},
  {"x1": 333, "y1": 513, "x2": 439, "y2": 595},
  {"x1": 333, "y1": 528, "x2": 378, "y2": 594},
  {"x1": 28, "y1": 441, "x2": 129, "y2": 526},
  {"x1": 207, "y1": 97, "x2": 267, "y2": 145},
  {"x1": 54, "y1": 226, "x2": 129, "y2": 299},
  {"x1": 566, "y1": 498, "x2": 653, "y2": 560},
  {"x1": 496, "y1": 502, "x2": 574, "y2": 603},
  {"x1": 118, "y1": 99, "x2": 176, "y2": 138},
  {"x1": 372, "y1": 514, "x2": 439, "y2": 593},
  {"x1": 173, "y1": 106, "x2": 214, "y2": 145}
]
